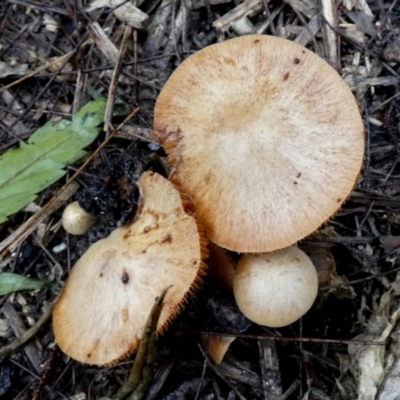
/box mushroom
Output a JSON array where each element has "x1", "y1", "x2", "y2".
[
  {"x1": 233, "y1": 246, "x2": 318, "y2": 327},
  {"x1": 208, "y1": 335, "x2": 236, "y2": 364},
  {"x1": 154, "y1": 34, "x2": 364, "y2": 253},
  {"x1": 53, "y1": 171, "x2": 208, "y2": 365},
  {"x1": 61, "y1": 201, "x2": 97, "y2": 235}
]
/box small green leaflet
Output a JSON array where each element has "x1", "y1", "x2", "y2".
[
  {"x1": 0, "y1": 272, "x2": 58, "y2": 296},
  {"x1": 0, "y1": 99, "x2": 128, "y2": 224}
]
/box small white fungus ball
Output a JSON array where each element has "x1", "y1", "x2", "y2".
[
  {"x1": 233, "y1": 246, "x2": 318, "y2": 327},
  {"x1": 62, "y1": 201, "x2": 97, "y2": 235}
]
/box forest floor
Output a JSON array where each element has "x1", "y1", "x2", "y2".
[{"x1": 0, "y1": 0, "x2": 400, "y2": 399}]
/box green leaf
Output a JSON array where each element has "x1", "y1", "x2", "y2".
[
  {"x1": 0, "y1": 273, "x2": 57, "y2": 296},
  {"x1": 0, "y1": 99, "x2": 129, "y2": 224}
]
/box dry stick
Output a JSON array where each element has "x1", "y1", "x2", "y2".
[
  {"x1": 193, "y1": 332, "x2": 385, "y2": 346},
  {"x1": 367, "y1": 0, "x2": 398, "y2": 45},
  {"x1": 320, "y1": 0, "x2": 338, "y2": 69},
  {"x1": 318, "y1": 12, "x2": 400, "y2": 80},
  {"x1": 171, "y1": 0, "x2": 182, "y2": 63},
  {"x1": 283, "y1": 0, "x2": 321, "y2": 55},
  {"x1": 321, "y1": 264, "x2": 400, "y2": 289},
  {"x1": 0, "y1": 108, "x2": 140, "y2": 258},
  {"x1": 0, "y1": 297, "x2": 58, "y2": 363},
  {"x1": 72, "y1": 69, "x2": 88, "y2": 114},
  {"x1": 262, "y1": 0, "x2": 277, "y2": 36},
  {"x1": 280, "y1": 379, "x2": 300, "y2": 400},
  {"x1": 0, "y1": 39, "x2": 91, "y2": 94},
  {"x1": 370, "y1": 91, "x2": 400, "y2": 114},
  {"x1": 116, "y1": 288, "x2": 170, "y2": 400},
  {"x1": 104, "y1": 25, "x2": 133, "y2": 137},
  {"x1": 133, "y1": 28, "x2": 139, "y2": 104},
  {"x1": 6, "y1": 35, "x2": 89, "y2": 133},
  {"x1": 5, "y1": 0, "x2": 70, "y2": 15},
  {"x1": 194, "y1": 333, "x2": 209, "y2": 400},
  {"x1": 258, "y1": 340, "x2": 282, "y2": 399},
  {"x1": 196, "y1": 341, "x2": 247, "y2": 400},
  {"x1": 31, "y1": 348, "x2": 57, "y2": 400},
  {"x1": 3, "y1": 301, "x2": 43, "y2": 374}
]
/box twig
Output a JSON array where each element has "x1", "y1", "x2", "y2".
[
  {"x1": 320, "y1": 0, "x2": 339, "y2": 68},
  {"x1": 3, "y1": 301, "x2": 43, "y2": 373},
  {"x1": 194, "y1": 333, "x2": 209, "y2": 400},
  {"x1": 5, "y1": 0, "x2": 70, "y2": 16},
  {"x1": 104, "y1": 25, "x2": 133, "y2": 137},
  {"x1": 196, "y1": 341, "x2": 247, "y2": 400},
  {"x1": 0, "y1": 297, "x2": 58, "y2": 363},
  {"x1": 0, "y1": 47, "x2": 88, "y2": 94},
  {"x1": 192, "y1": 331, "x2": 386, "y2": 346},
  {"x1": 116, "y1": 287, "x2": 170, "y2": 400},
  {"x1": 258, "y1": 340, "x2": 282, "y2": 399}
]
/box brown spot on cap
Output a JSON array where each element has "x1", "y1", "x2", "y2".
[
  {"x1": 161, "y1": 234, "x2": 172, "y2": 243},
  {"x1": 122, "y1": 273, "x2": 129, "y2": 284},
  {"x1": 294, "y1": 58, "x2": 300, "y2": 64},
  {"x1": 283, "y1": 72, "x2": 290, "y2": 81}
]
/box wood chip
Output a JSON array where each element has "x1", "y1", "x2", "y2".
[
  {"x1": 89, "y1": 22, "x2": 119, "y2": 64},
  {"x1": 213, "y1": 0, "x2": 263, "y2": 32}
]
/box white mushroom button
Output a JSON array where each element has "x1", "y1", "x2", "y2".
[
  {"x1": 233, "y1": 246, "x2": 318, "y2": 327},
  {"x1": 61, "y1": 201, "x2": 97, "y2": 235}
]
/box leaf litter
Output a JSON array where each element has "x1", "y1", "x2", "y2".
[{"x1": 0, "y1": 98, "x2": 128, "y2": 224}]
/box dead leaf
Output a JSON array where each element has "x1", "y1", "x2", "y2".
[{"x1": 0, "y1": 61, "x2": 28, "y2": 78}]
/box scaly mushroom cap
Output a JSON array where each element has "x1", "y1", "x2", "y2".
[
  {"x1": 154, "y1": 34, "x2": 364, "y2": 252},
  {"x1": 53, "y1": 171, "x2": 208, "y2": 365},
  {"x1": 233, "y1": 246, "x2": 318, "y2": 327}
]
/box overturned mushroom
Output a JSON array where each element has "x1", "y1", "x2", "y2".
[
  {"x1": 154, "y1": 34, "x2": 364, "y2": 253},
  {"x1": 53, "y1": 171, "x2": 208, "y2": 365},
  {"x1": 233, "y1": 246, "x2": 318, "y2": 327}
]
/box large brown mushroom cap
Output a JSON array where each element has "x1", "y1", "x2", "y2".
[
  {"x1": 53, "y1": 171, "x2": 207, "y2": 366},
  {"x1": 154, "y1": 34, "x2": 364, "y2": 253}
]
